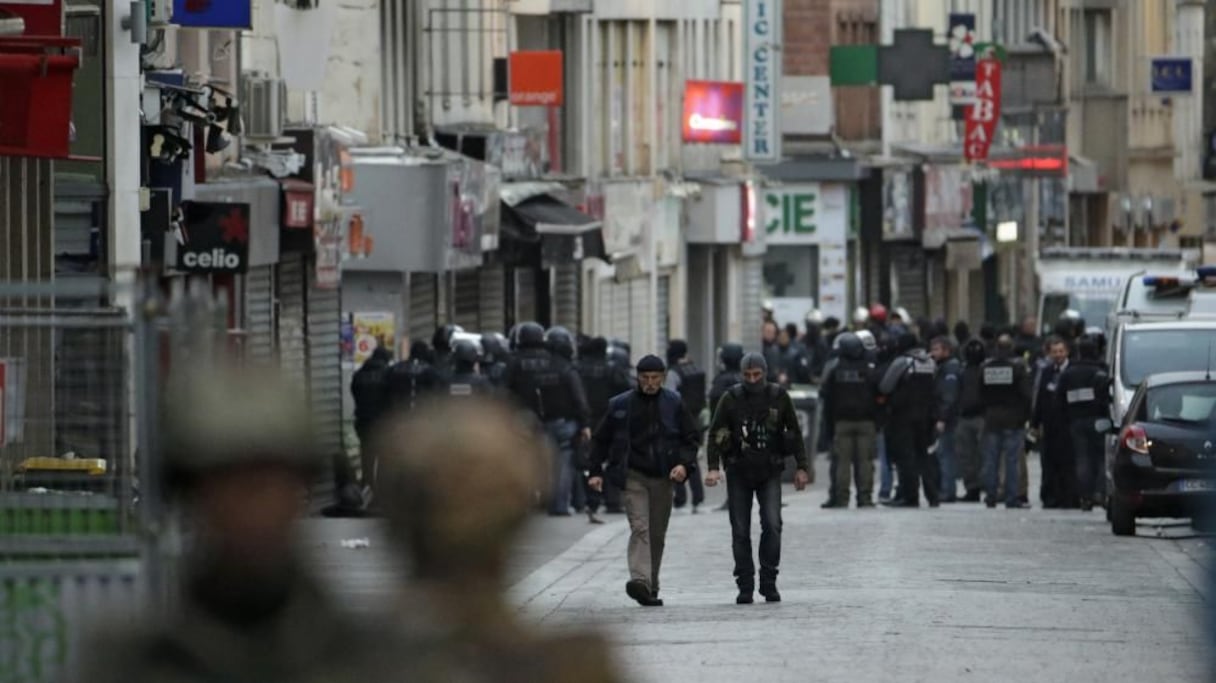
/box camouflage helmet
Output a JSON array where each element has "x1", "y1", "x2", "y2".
[
  {"x1": 161, "y1": 362, "x2": 322, "y2": 491},
  {"x1": 374, "y1": 397, "x2": 549, "y2": 580}
]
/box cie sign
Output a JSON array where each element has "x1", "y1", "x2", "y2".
[{"x1": 764, "y1": 188, "x2": 819, "y2": 243}]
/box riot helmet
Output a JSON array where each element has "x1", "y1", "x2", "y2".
[
  {"x1": 855, "y1": 329, "x2": 877, "y2": 352},
  {"x1": 432, "y1": 324, "x2": 464, "y2": 353},
  {"x1": 545, "y1": 326, "x2": 576, "y2": 361},
  {"x1": 835, "y1": 332, "x2": 864, "y2": 360},
  {"x1": 516, "y1": 322, "x2": 546, "y2": 349}
]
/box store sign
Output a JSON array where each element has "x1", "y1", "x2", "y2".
[
  {"x1": 682, "y1": 80, "x2": 744, "y2": 144},
  {"x1": 171, "y1": 0, "x2": 253, "y2": 29},
  {"x1": 964, "y1": 48, "x2": 1002, "y2": 162},
  {"x1": 764, "y1": 185, "x2": 821, "y2": 244},
  {"x1": 508, "y1": 51, "x2": 563, "y2": 106},
  {"x1": 948, "y1": 13, "x2": 977, "y2": 105},
  {"x1": 744, "y1": 0, "x2": 782, "y2": 162},
  {"x1": 351, "y1": 312, "x2": 396, "y2": 366},
  {"x1": 176, "y1": 201, "x2": 250, "y2": 274},
  {"x1": 1150, "y1": 57, "x2": 1193, "y2": 93}
]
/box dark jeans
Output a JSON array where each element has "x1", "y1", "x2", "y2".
[
  {"x1": 355, "y1": 419, "x2": 377, "y2": 489},
  {"x1": 1040, "y1": 421, "x2": 1076, "y2": 507},
  {"x1": 544, "y1": 419, "x2": 580, "y2": 515},
  {"x1": 673, "y1": 466, "x2": 705, "y2": 507},
  {"x1": 1070, "y1": 417, "x2": 1106, "y2": 504},
  {"x1": 726, "y1": 469, "x2": 783, "y2": 590},
  {"x1": 887, "y1": 419, "x2": 939, "y2": 505},
  {"x1": 984, "y1": 428, "x2": 1024, "y2": 506}
]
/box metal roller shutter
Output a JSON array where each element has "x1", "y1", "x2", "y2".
[
  {"x1": 598, "y1": 278, "x2": 630, "y2": 344},
  {"x1": 515, "y1": 268, "x2": 537, "y2": 324},
  {"x1": 553, "y1": 263, "x2": 581, "y2": 333},
  {"x1": 656, "y1": 274, "x2": 670, "y2": 353},
  {"x1": 478, "y1": 263, "x2": 506, "y2": 335},
  {"x1": 890, "y1": 243, "x2": 927, "y2": 320},
  {"x1": 307, "y1": 273, "x2": 344, "y2": 463},
  {"x1": 245, "y1": 265, "x2": 275, "y2": 362},
  {"x1": 454, "y1": 269, "x2": 481, "y2": 331},
  {"x1": 409, "y1": 272, "x2": 438, "y2": 344},
  {"x1": 740, "y1": 256, "x2": 765, "y2": 352},
  {"x1": 278, "y1": 256, "x2": 308, "y2": 383}
]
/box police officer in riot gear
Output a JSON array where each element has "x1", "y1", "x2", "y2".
[
  {"x1": 432, "y1": 324, "x2": 464, "y2": 381},
  {"x1": 505, "y1": 322, "x2": 592, "y2": 517},
  {"x1": 386, "y1": 341, "x2": 444, "y2": 413},
  {"x1": 879, "y1": 333, "x2": 940, "y2": 508},
  {"x1": 480, "y1": 333, "x2": 511, "y2": 387},
  {"x1": 577, "y1": 336, "x2": 633, "y2": 519},
  {"x1": 981, "y1": 335, "x2": 1033, "y2": 508},
  {"x1": 707, "y1": 353, "x2": 809, "y2": 604},
  {"x1": 546, "y1": 326, "x2": 577, "y2": 362},
  {"x1": 1057, "y1": 334, "x2": 1112, "y2": 510},
  {"x1": 665, "y1": 339, "x2": 708, "y2": 512},
  {"x1": 448, "y1": 340, "x2": 492, "y2": 398},
  {"x1": 818, "y1": 332, "x2": 879, "y2": 508}
]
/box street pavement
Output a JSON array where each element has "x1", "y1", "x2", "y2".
[{"x1": 299, "y1": 455, "x2": 1214, "y2": 682}]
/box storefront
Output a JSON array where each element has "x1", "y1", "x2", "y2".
[{"x1": 684, "y1": 176, "x2": 766, "y2": 365}]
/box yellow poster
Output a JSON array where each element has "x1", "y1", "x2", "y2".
[{"x1": 353, "y1": 312, "x2": 396, "y2": 366}]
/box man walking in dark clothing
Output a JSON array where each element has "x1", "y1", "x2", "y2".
[
  {"x1": 706, "y1": 353, "x2": 809, "y2": 604},
  {"x1": 930, "y1": 337, "x2": 963, "y2": 502},
  {"x1": 386, "y1": 341, "x2": 444, "y2": 412},
  {"x1": 956, "y1": 338, "x2": 988, "y2": 501},
  {"x1": 1032, "y1": 336, "x2": 1075, "y2": 508},
  {"x1": 1058, "y1": 334, "x2": 1112, "y2": 510},
  {"x1": 981, "y1": 335, "x2": 1033, "y2": 508},
  {"x1": 588, "y1": 355, "x2": 701, "y2": 607}
]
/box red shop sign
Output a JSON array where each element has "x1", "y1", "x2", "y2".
[
  {"x1": 0, "y1": 1, "x2": 64, "y2": 37},
  {"x1": 964, "y1": 54, "x2": 1002, "y2": 163},
  {"x1": 279, "y1": 179, "x2": 314, "y2": 230}
]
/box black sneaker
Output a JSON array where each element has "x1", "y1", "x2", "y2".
[
  {"x1": 961, "y1": 490, "x2": 982, "y2": 503},
  {"x1": 626, "y1": 580, "x2": 658, "y2": 606},
  {"x1": 736, "y1": 591, "x2": 754, "y2": 605},
  {"x1": 821, "y1": 499, "x2": 842, "y2": 509},
  {"x1": 760, "y1": 587, "x2": 781, "y2": 603}
]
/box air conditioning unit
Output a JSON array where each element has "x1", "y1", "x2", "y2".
[{"x1": 241, "y1": 73, "x2": 286, "y2": 141}]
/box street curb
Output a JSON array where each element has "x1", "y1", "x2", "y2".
[{"x1": 508, "y1": 519, "x2": 629, "y2": 616}]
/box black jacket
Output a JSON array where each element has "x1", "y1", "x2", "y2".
[
  {"x1": 1057, "y1": 359, "x2": 1111, "y2": 422},
  {"x1": 1032, "y1": 360, "x2": 1070, "y2": 429},
  {"x1": 707, "y1": 383, "x2": 808, "y2": 471},
  {"x1": 980, "y1": 357, "x2": 1032, "y2": 431},
  {"x1": 709, "y1": 370, "x2": 743, "y2": 416},
  {"x1": 350, "y1": 357, "x2": 391, "y2": 425},
  {"x1": 385, "y1": 359, "x2": 444, "y2": 411},
  {"x1": 958, "y1": 362, "x2": 986, "y2": 419},
  {"x1": 820, "y1": 356, "x2": 878, "y2": 422},
  {"x1": 589, "y1": 388, "x2": 700, "y2": 484},
  {"x1": 505, "y1": 347, "x2": 591, "y2": 428},
  {"x1": 576, "y1": 358, "x2": 632, "y2": 422},
  {"x1": 934, "y1": 357, "x2": 963, "y2": 424},
  {"x1": 879, "y1": 349, "x2": 936, "y2": 422}
]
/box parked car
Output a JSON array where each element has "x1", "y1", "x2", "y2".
[{"x1": 1108, "y1": 371, "x2": 1216, "y2": 536}]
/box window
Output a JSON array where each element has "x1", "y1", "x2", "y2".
[
  {"x1": 1083, "y1": 9, "x2": 1111, "y2": 86},
  {"x1": 1145, "y1": 382, "x2": 1216, "y2": 426},
  {"x1": 1122, "y1": 329, "x2": 1216, "y2": 387}
]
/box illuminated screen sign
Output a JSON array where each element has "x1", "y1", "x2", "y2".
[{"x1": 683, "y1": 80, "x2": 744, "y2": 144}]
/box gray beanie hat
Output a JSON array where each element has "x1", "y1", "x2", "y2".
[{"x1": 741, "y1": 352, "x2": 768, "y2": 373}]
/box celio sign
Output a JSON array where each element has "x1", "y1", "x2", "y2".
[{"x1": 176, "y1": 201, "x2": 251, "y2": 274}]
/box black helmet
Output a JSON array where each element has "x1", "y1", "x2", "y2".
[
  {"x1": 609, "y1": 338, "x2": 631, "y2": 355},
  {"x1": 835, "y1": 331, "x2": 864, "y2": 360},
  {"x1": 963, "y1": 338, "x2": 986, "y2": 364},
  {"x1": 453, "y1": 340, "x2": 480, "y2": 366},
  {"x1": 432, "y1": 324, "x2": 464, "y2": 353},
  {"x1": 516, "y1": 322, "x2": 545, "y2": 349},
  {"x1": 607, "y1": 345, "x2": 630, "y2": 368},
  {"x1": 718, "y1": 343, "x2": 744, "y2": 369},
  {"x1": 1055, "y1": 310, "x2": 1085, "y2": 340},
  {"x1": 545, "y1": 326, "x2": 575, "y2": 360},
  {"x1": 1077, "y1": 333, "x2": 1103, "y2": 361},
  {"x1": 507, "y1": 324, "x2": 521, "y2": 351}
]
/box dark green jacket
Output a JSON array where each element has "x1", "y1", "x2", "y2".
[{"x1": 707, "y1": 383, "x2": 808, "y2": 471}]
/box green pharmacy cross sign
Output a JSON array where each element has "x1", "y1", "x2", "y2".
[{"x1": 829, "y1": 28, "x2": 951, "y2": 101}]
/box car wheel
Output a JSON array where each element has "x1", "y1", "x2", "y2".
[{"x1": 1110, "y1": 495, "x2": 1136, "y2": 536}]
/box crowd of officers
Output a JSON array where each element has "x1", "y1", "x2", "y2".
[{"x1": 811, "y1": 304, "x2": 1112, "y2": 512}]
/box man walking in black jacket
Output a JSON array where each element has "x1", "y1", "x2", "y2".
[
  {"x1": 1058, "y1": 334, "x2": 1112, "y2": 510},
  {"x1": 588, "y1": 355, "x2": 701, "y2": 607},
  {"x1": 930, "y1": 337, "x2": 962, "y2": 502}
]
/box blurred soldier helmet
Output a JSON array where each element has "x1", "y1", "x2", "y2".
[
  {"x1": 718, "y1": 343, "x2": 745, "y2": 369},
  {"x1": 762, "y1": 299, "x2": 774, "y2": 314},
  {"x1": 375, "y1": 397, "x2": 549, "y2": 580},
  {"x1": 481, "y1": 332, "x2": 508, "y2": 360},
  {"x1": 162, "y1": 363, "x2": 322, "y2": 492},
  {"x1": 545, "y1": 326, "x2": 576, "y2": 361},
  {"x1": 453, "y1": 340, "x2": 480, "y2": 366},
  {"x1": 805, "y1": 309, "x2": 824, "y2": 325},
  {"x1": 852, "y1": 306, "x2": 870, "y2": 326}
]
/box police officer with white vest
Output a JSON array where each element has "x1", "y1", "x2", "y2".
[
  {"x1": 980, "y1": 335, "x2": 1033, "y2": 508},
  {"x1": 1057, "y1": 334, "x2": 1111, "y2": 510},
  {"x1": 879, "y1": 333, "x2": 940, "y2": 508}
]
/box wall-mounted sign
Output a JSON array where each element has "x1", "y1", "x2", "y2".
[
  {"x1": 1150, "y1": 57, "x2": 1193, "y2": 93},
  {"x1": 508, "y1": 51, "x2": 564, "y2": 106},
  {"x1": 948, "y1": 13, "x2": 976, "y2": 105},
  {"x1": 176, "y1": 201, "x2": 251, "y2": 273},
  {"x1": 280, "y1": 180, "x2": 315, "y2": 230},
  {"x1": 762, "y1": 183, "x2": 848, "y2": 246},
  {"x1": 171, "y1": 0, "x2": 253, "y2": 29},
  {"x1": 780, "y1": 76, "x2": 833, "y2": 135},
  {"x1": 682, "y1": 80, "x2": 744, "y2": 144},
  {"x1": 964, "y1": 46, "x2": 1002, "y2": 163},
  {"x1": 744, "y1": 0, "x2": 782, "y2": 162}
]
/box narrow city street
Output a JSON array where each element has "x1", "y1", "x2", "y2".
[{"x1": 299, "y1": 456, "x2": 1213, "y2": 682}]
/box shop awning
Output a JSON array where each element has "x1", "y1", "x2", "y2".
[{"x1": 501, "y1": 193, "x2": 610, "y2": 267}]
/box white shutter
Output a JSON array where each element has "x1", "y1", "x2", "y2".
[
  {"x1": 278, "y1": 256, "x2": 307, "y2": 381},
  {"x1": 656, "y1": 274, "x2": 670, "y2": 353},
  {"x1": 244, "y1": 265, "x2": 275, "y2": 362},
  {"x1": 307, "y1": 271, "x2": 343, "y2": 463},
  {"x1": 454, "y1": 269, "x2": 480, "y2": 330},
  {"x1": 515, "y1": 267, "x2": 537, "y2": 323},
  {"x1": 553, "y1": 263, "x2": 581, "y2": 333},
  {"x1": 740, "y1": 256, "x2": 764, "y2": 352},
  {"x1": 629, "y1": 277, "x2": 649, "y2": 356}
]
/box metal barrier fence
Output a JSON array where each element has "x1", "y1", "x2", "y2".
[{"x1": 0, "y1": 277, "x2": 227, "y2": 682}]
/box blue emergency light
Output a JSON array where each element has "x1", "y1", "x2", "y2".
[
  {"x1": 1143, "y1": 275, "x2": 1182, "y2": 287},
  {"x1": 1197, "y1": 265, "x2": 1216, "y2": 279}
]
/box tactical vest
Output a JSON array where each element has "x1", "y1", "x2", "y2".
[
  {"x1": 388, "y1": 360, "x2": 431, "y2": 410},
  {"x1": 727, "y1": 383, "x2": 788, "y2": 481},
  {"x1": 674, "y1": 361, "x2": 707, "y2": 416},
  {"x1": 830, "y1": 359, "x2": 876, "y2": 420}
]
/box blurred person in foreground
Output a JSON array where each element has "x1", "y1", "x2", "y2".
[
  {"x1": 375, "y1": 397, "x2": 625, "y2": 683},
  {"x1": 79, "y1": 363, "x2": 393, "y2": 683}
]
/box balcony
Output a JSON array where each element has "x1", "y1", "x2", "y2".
[{"x1": 1129, "y1": 94, "x2": 1174, "y2": 160}]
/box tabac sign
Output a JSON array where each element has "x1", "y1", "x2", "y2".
[{"x1": 964, "y1": 44, "x2": 1003, "y2": 163}]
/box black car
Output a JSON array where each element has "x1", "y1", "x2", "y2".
[{"x1": 1108, "y1": 371, "x2": 1216, "y2": 536}]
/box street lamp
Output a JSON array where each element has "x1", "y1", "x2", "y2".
[{"x1": 996, "y1": 221, "x2": 1018, "y2": 243}]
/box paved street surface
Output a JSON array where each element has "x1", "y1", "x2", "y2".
[{"x1": 300, "y1": 456, "x2": 1214, "y2": 682}]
